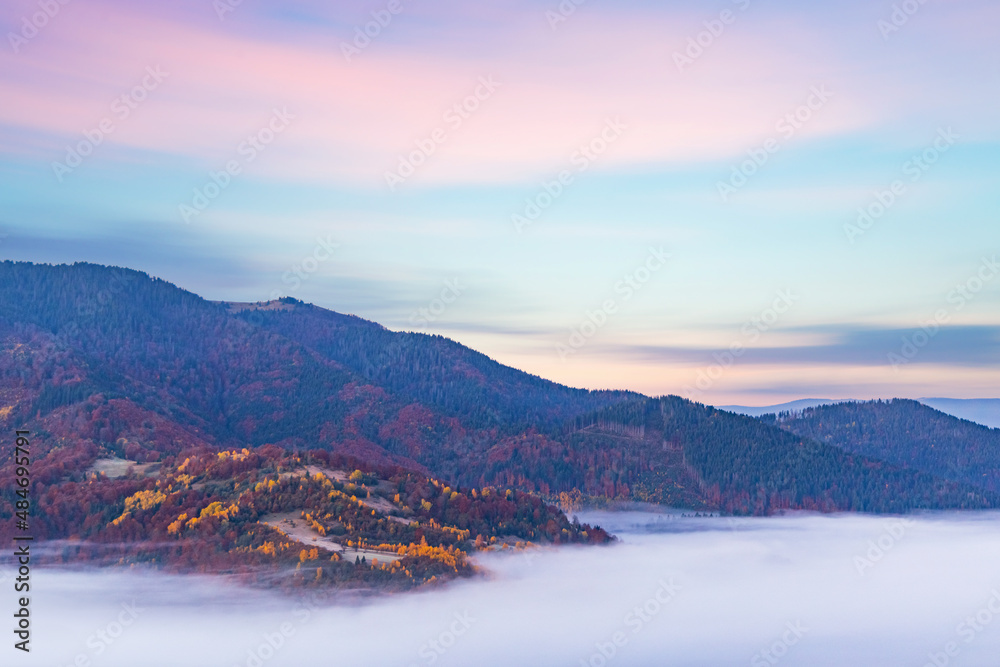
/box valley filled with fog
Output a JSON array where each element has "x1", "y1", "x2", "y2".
[{"x1": 8, "y1": 511, "x2": 1000, "y2": 667}]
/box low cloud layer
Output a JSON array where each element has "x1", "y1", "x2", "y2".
[
  {"x1": 6, "y1": 511, "x2": 1000, "y2": 666},
  {"x1": 607, "y1": 325, "x2": 1000, "y2": 368}
]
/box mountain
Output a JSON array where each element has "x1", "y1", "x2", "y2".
[
  {"x1": 569, "y1": 395, "x2": 992, "y2": 514},
  {"x1": 0, "y1": 261, "x2": 996, "y2": 588},
  {"x1": 223, "y1": 299, "x2": 638, "y2": 434},
  {"x1": 763, "y1": 400, "x2": 1000, "y2": 494},
  {"x1": 0, "y1": 261, "x2": 612, "y2": 590}
]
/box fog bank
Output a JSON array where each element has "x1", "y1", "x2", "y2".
[{"x1": 6, "y1": 512, "x2": 1000, "y2": 666}]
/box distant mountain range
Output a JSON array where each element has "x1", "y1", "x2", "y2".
[
  {"x1": 1, "y1": 260, "x2": 998, "y2": 587},
  {"x1": 720, "y1": 398, "x2": 1000, "y2": 429}
]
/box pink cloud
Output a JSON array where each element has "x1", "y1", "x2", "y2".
[{"x1": 0, "y1": 2, "x2": 922, "y2": 188}]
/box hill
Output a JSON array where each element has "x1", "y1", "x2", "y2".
[{"x1": 762, "y1": 399, "x2": 1000, "y2": 494}]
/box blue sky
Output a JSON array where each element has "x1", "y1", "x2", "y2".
[{"x1": 1, "y1": 0, "x2": 998, "y2": 402}]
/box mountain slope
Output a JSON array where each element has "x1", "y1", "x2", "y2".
[
  {"x1": 0, "y1": 261, "x2": 994, "y2": 520},
  {"x1": 0, "y1": 262, "x2": 469, "y2": 468},
  {"x1": 764, "y1": 399, "x2": 1000, "y2": 493},
  {"x1": 226, "y1": 299, "x2": 635, "y2": 433},
  {"x1": 561, "y1": 396, "x2": 994, "y2": 514}
]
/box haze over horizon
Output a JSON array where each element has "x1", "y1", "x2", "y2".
[{"x1": 2, "y1": 0, "x2": 998, "y2": 403}]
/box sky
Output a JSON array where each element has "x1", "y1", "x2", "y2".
[{"x1": 1, "y1": 0, "x2": 998, "y2": 404}]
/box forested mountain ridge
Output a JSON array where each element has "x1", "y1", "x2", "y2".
[
  {"x1": 226, "y1": 298, "x2": 637, "y2": 434},
  {"x1": 0, "y1": 261, "x2": 611, "y2": 590},
  {"x1": 762, "y1": 399, "x2": 1000, "y2": 494},
  {"x1": 561, "y1": 395, "x2": 995, "y2": 514},
  {"x1": 0, "y1": 259, "x2": 996, "y2": 589}
]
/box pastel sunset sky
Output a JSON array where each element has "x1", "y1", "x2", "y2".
[{"x1": 1, "y1": 0, "x2": 998, "y2": 404}]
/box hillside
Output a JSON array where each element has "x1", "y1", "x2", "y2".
[
  {"x1": 225, "y1": 299, "x2": 636, "y2": 433},
  {"x1": 559, "y1": 396, "x2": 993, "y2": 514},
  {"x1": 0, "y1": 261, "x2": 996, "y2": 589},
  {"x1": 12, "y1": 441, "x2": 608, "y2": 591},
  {"x1": 763, "y1": 399, "x2": 1000, "y2": 494}
]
